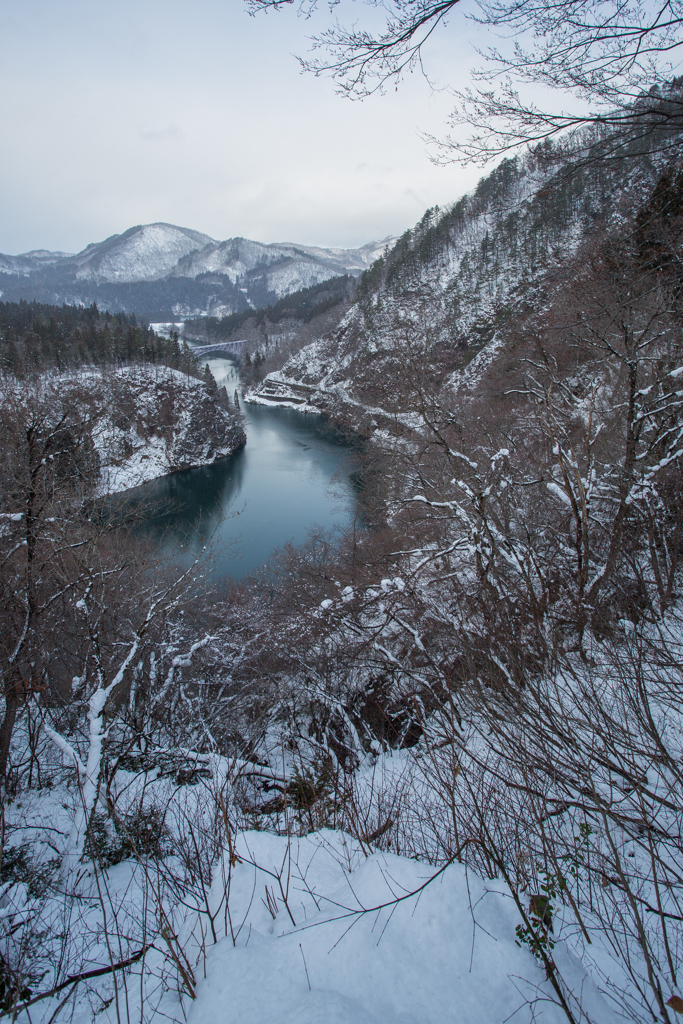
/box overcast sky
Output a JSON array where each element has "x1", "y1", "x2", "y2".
[{"x1": 0, "y1": 0, "x2": 488, "y2": 255}]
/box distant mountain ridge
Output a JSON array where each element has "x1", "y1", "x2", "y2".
[{"x1": 0, "y1": 223, "x2": 395, "y2": 319}]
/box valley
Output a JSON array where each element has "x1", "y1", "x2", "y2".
[
  {"x1": 2, "y1": 121, "x2": 683, "y2": 1024},
  {"x1": 127, "y1": 355, "x2": 360, "y2": 580}
]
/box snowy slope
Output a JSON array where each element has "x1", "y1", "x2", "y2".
[
  {"x1": 279, "y1": 238, "x2": 393, "y2": 270},
  {"x1": 0, "y1": 249, "x2": 74, "y2": 277},
  {"x1": 173, "y1": 830, "x2": 615, "y2": 1024},
  {"x1": 3, "y1": 801, "x2": 618, "y2": 1024},
  {"x1": 246, "y1": 148, "x2": 664, "y2": 426},
  {"x1": 172, "y1": 236, "x2": 393, "y2": 283},
  {"x1": 0, "y1": 254, "x2": 36, "y2": 277},
  {"x1": 72, "y1": 224, "x2": 216, "y2": 283}
]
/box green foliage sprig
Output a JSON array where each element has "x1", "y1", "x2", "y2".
[{"x1": 516, "y1": 824, "x2": 593, "y2": 964}]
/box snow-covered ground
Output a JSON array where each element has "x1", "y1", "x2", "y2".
[
  {"x1": 4, "y1": 734, "x2": 618, "y2": 1024},
  {"x1": 5, "y1": 602, "x2": 680, "y2": 1024},
  {"x1": 179, "y1": 830, "x2": 615, "y2": 1024},
  {"x1": 4, "y1": 787, "x2": 619, "y2": 1024}
]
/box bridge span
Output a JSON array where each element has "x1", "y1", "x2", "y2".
[{"x1": 190, "y1": 339, "x2": 247, "y2": 359}]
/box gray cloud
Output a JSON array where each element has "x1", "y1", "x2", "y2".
[
  {"x1": 141, "y1": 125, "x2": 185, "y2": 142},
  {"x1": 0, "y1": 0, "x2": 484, "y2": 255}
]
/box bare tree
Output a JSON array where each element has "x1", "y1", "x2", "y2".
[{"x1": 247, "y1": 0, "x2": 683, "y2": 162}]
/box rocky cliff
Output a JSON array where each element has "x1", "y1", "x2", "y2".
[
  {"x1": 26, "y1": 365, "x2": 246, "y2": 494},
  {"x1": 90, "y1": 365, "x2": 246, "y2": 493}
]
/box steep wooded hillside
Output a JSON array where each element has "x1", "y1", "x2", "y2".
[{"x1": 247, "y1": 140, "x2": 665, "y2": 428}]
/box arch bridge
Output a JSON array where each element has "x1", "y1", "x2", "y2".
[{"x1": 191, "y1": 339, "x2": 247, "y2": 359}]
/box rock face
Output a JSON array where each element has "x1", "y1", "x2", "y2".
[
  {"x1": 86, "y1": 365, "x2": 246, "y2": 493},
  {"x1": 0, "y1": 224, "x2": 396, "y2": 318}
]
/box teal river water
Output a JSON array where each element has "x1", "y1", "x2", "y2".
[{"x1": 126, "y1": 356, "x2": 360, "y2": 580}]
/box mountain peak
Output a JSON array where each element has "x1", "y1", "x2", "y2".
[{"x1": 0, "y1": 224, "x2": 397, "y2": 317}]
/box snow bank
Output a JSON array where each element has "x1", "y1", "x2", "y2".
[{"x1": 178, "y1": 830, "x2": 615, "y2": 1024}]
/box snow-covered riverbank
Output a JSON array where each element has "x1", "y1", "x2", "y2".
[{"x1": 3, "y1": 364, "x2": 246, "y2": 496}]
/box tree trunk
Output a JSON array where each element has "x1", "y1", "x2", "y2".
[{"x1": 0, "y1": 682, "x2": 19, "y2": 793}]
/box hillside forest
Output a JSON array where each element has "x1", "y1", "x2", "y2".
[{"x1": 0, "y1": 303, "x2": 198, "y2": 376}]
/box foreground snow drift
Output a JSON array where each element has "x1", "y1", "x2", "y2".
[
  {"x1": 170, "y1": 830, "x2": 613, "y2": 1024},
  {"x1": 0, "y1": 773, "x2": 657, "y2": 1024}
]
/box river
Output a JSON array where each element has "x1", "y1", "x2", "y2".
[{"x1": 126, "y1": 356, "x2": 360, "y2": 580}]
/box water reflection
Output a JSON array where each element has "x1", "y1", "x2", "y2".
[{"x1": 125, "y1": 356, "x2": 359, "y2": 579}]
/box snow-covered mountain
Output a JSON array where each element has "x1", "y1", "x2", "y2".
[
  {"x1": 0, "y1": 223, "x2": 395, "y2": 318},
  {"x1": 0, "y1": 249, "x2": 74, "y2": 276},
  {"x1": 72, "y1": 224, "x2": 216, "y2": 283}
]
